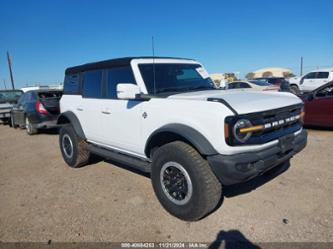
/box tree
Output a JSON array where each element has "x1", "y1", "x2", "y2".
[
  {"x1": 262, "y1": 71, "x2": 273, "y2": 77},
  {"x1": 283, "y1": 71, "x2": 296, "y2": 78},
  {"x1": 245, "y1": 72, "x2": 255, "y2": 80}
]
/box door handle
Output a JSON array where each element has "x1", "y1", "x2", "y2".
[
  {"x1": 77, "y1": 107, "x2": 83, "y2": 111},
  {"x1": 101, "y1": 111, "x2": 111, "y2": 115}
]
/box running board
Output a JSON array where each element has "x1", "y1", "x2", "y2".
[{"x1": 88, "y1": 144, "x2": 151, "y2": 173}]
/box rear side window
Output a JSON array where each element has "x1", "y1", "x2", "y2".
[
  {"x1": 82, "y1": 70, "x2": 103, "y2": 98},
  {"x1": 106, "y1": 66, "x2": 136, "y2": 99},
  {"x1": 317, "y1": 72, "x2": 329, "y2": 79},
  {"x1": 64, "y1": 74, "x2": 80, "y2": 94}
]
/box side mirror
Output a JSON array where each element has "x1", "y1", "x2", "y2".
[
  {"x1": 117, "y1": 84, "x2": 141, "y2": 100},
  {"x1": 307, "y1": 93, "x2": 314, "y2": 101}
]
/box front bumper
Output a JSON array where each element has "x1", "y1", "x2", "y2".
[{"x1": 207, "y1": 129, "x2": 307, "y2": 185}]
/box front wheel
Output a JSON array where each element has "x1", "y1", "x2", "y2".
[
  {"x1": 59, "y1": 124, "x2": 90, "y2": 168},
  {"x1": 151, "y1": 141, "x2": 222, "y2": 221},
  {"x1": 290, "y1": 85, "x2": 300, "y2": 95}
]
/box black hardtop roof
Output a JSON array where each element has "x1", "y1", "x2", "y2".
[{"x1": 65, "y1": 56, "x2": 194, "y2": 75}]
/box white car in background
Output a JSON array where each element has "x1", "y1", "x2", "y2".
[
  {"x1": 226, "y1": 80, "x2": 279, "y2": 91},
  {"x1": 289, "y1": 68, "x2": 333, "y2": 93}
]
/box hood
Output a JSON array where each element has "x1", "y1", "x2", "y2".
[
  {"x1": 288, "y1": 76, "x2": 301, "y2": 84},
  {"x1": 167, "y1": 90, "x2": 302, "y2": 114}
]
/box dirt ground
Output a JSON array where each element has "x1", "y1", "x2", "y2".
[{"x1": 0, "y1": 124, "x2": 332, "y2": 244}]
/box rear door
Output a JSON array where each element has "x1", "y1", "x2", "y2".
[
  {"x1": 313, "y1": 72, "x2": 330, "y2": 88},
  {"x1": 79, "y1": 70, "x2": 104, "y2": 142}
]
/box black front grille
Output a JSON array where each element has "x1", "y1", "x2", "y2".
[{"x1": 226, "y1": 104, "x2": 303, "y2": 146}]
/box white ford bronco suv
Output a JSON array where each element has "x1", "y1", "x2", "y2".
[{"x1": 58, "y1": 57, "x2": 307, "y2": 221}]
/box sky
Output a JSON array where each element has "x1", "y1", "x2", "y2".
[{"x1": 0, "y1": 0, "x2": 332, "y2": 88}]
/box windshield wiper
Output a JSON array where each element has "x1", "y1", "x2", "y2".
[
  {"x1": 185, "y1": 86, "x2": 215, "y2": 91},
  {"x1": 156, "y1": 87, "x2": 188, "y2": 93},
  {"x1": 155, "y1": 85, "x2": 215, "y2": 94}
]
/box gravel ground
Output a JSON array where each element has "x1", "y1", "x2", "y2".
[{"x1": 0, "y1": 124, "x2": 332, "y2": 244}]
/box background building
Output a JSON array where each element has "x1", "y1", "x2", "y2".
[{"x1": 253, "y1": 67, "x2": 294, "y2": 78}]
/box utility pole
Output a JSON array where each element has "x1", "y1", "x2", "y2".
[
  {"x1": 300, "y1": 56, "x2": 303, "y2": 76},
  {"x1": 6, "y1": 51, "x2": 15, "y2": 89}
]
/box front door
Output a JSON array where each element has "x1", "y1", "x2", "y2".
[
  {"x1": 99, "y1": 66, "x2": 143, "y2": 157},
  {"x1": 301, "y1": 72, "x2": 317, "y2": 91},
  {"x1": 305, "y1": 83, "x2": 333, "y2": 126}
]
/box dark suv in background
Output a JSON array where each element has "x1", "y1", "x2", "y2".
[
  {"x1": 254, "y1": 77, "x2": 290, "y2": 92},
  {"x1": 11, "y1": 90, "x2": 62, "y2": 135}
]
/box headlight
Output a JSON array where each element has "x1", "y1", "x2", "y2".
[{"x1": 232, "y1": 119, "x2": 253, "y2": 143}]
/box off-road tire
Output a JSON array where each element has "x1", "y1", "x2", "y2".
[
  {"x1": 25, "y1": 116, "x2": 38, "y2": 135},
  {"x1": 59, "y1": 124, "x2": 90, "y2": 168},
  {"x1": 151, "y1": 141, "x2": 222, "y2": 221}
]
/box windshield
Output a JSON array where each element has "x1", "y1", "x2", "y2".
[
  {"x1": 249, "y1": 80, "x2": 272, "y2": 86},
  {"x1": 0, "y1": 90, "x2": 23, "y2": 103},
  {"x1": 138, "y1": 63, "x2": 215, "y2": 94}
]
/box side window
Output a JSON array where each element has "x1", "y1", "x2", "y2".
[
  {"x1": 228, "y1": 83, "x2": 236, "y2": 89},
  {"x1": 106, "y1": 66, "x2": 136, "y2": 99},
  {"x1": 25, "y1": 92, "x2": 32, "y2": 102},
  {"x1": 316, "y1": 84, "x2": 333, "y2": 98},
  {"x1": 82, "y1": 70, "x2": 103, "y2": 98},
  {"x1": 17, "y1": 94, "x2": 24, "y2": 105},
  {"x1": 64, "y1": 73, "x2": 80, "y2": 94},
  {"x1": 23, "y1": 93, "x2": 29, "y2": 103},
  {"x1": 240, "y1": 82, "x2": 251, "y2": 88},
  {"x1": 304, "y1": 72, "x2": 316, "y2": 79},
  {"x1": 316, "y1": 72, "x2": 329, "y2": 79}
]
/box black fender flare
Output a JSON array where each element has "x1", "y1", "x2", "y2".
[
  {"x1": 145, "y1": 124, "x2": 218, "y2": 157},
  {"x1": 57, "y1": 111, "x2": 86, "y2": 139}
]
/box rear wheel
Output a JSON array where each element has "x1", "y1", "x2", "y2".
[
  {"x1": 11, "y1": 115, "x2": 18, "y2": 128},
  {"x1": 25, "y1": 116, "x2": 38, "y2": 135},
  {"x1": 59, "y1": 124, "x2": 90, "y2": 168},
  {"x1": 151, "y1": 141, "x2": 222, "y2": 221}
]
